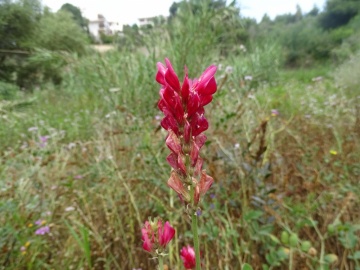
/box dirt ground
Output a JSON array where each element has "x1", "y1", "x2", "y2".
[{"x1": 91, "y1": 44, "x2": 115, "y2": 53}]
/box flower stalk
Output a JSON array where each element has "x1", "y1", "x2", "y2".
[
  {"x1": 156, "y1": 58, "x2": 217, "y2": 269},
  {"x1": 191, "y1": 212, "x2": 201, "y2": 270}
]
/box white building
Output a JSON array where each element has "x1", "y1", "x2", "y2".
[
  {"x1": 138, "y1": 17, "x2": 156, "y2": 28},
  {"x1": 88, "y1": 14, "x2": 111, "y2": 42},
  {"x1": 109, "y1": 21, "x2": 124, "y2": 35}
]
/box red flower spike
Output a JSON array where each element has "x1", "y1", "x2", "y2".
[
  {"x1": 156, "y1": 58, "x2": 217, "y2": 205},
  {"x1": 180, "y1": 245, "x2": 196, "y2": 269},
  {"x1": 167, "y1": 171, "x2": 190, "y2": 202},
  {"x1": 165, "y1": 58, "x2": 181, "y2": 92}
]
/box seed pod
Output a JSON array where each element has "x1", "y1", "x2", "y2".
[
  {"x1": 325, "y1": 254, "x2": 338, "y2": 264},
  {"x1": 289, "y1": 233, "x2": 299, "y2": 247},
  {"x1": 281, "y1": 231, "x2": 289, "y2": 245},
  {"x1": 301, "y1": 241, "x2": 312, "y2": 252}
]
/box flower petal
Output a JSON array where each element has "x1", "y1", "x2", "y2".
[
  {"x1": 184, "y1": 120, "x2": 191, "y2": 144},
  {"x1": 156, "y1": 62, "x2": 166, "y2": 85},
  {"x1": 181, "y1": 75, "x2": 190, "y2": 104},
  {"x1": 163, "y1": 86, "x2": 184, "y2": 123},
  {"x1": 196, "y1": 65, "x2": 217, "y2": 92},
  {"x1": 167, "y1": 171, "x2": 188, "y2": 199},
  {"x1": 187, "y1": 92, "x2": 200, "y2": 117},
  {"x1": 180, "y1": 245, "x2": 196, "y2": 269},
  {"x1": 161, "y1": 115, "x2": 179, "y2": 134},
  {"x1": 159, "y1": 221, "x2": 175, "y2": 247},
  {"x1": 198, "y1": 76, "x2": 217, "y2": 96},
  {"x1": 190, "y1": 113, "x2": 209, "y2": 137},
  {"x1": 166, "y1": 130, "x2": 182, "y2": 154},
  {"x1": 190, "y1": 134, "x2": 207, "y2": 166},
  {"x1": 199, "y1": 94, "x2": 213, "y2": 107},
  {"x1": 165, "y1": 58, "x2": 181, "y2": 92},
  {"x1": 141, "y1": 227, "x2": 153, "y2": 252},
  {"x1": 199, "y1": 170, "x2": 214, "y2": 196}
]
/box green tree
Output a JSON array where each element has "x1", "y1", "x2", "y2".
[
  {"x1": 0, "y1": 0, "x2": 41, "y2": 50},
  {"x1": 60, "y1": 3, "x2": 88, "y2": 32},
  {"x1": 0, "y1": 0, "x2": 41, "y2": 82},
  {"x1": 307, "y1": 5, "x2": 320, "y2": 17},
  {"x1": 34, "y1": 10, "x2": 88, "y2": 54},
  {"x1": 319, "y1": 0, "x2": 360, "y2": 29}
]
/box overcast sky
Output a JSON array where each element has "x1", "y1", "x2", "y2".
[{"x1": 41, "y1": 0, "x2": 327, "y2": 25}]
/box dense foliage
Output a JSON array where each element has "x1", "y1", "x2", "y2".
[
  {"x1": 0, "y1": 0, "x2": 88, "y2": 89},
  {"x1": 0, "y1": 0, "x2": 359, "y2": 269}
]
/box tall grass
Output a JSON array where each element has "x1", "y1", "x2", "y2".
[{"x1": 1, "y1": 2, "x2": 359, "y2": 269}]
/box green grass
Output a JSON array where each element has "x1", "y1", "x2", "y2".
[{"x1": 1, "y1": 9, "x2": 360, "y2": 270}]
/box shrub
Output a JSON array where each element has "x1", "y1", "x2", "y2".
[{"x1": 333, "y1": 50, "x2": 360, "y2": 92}]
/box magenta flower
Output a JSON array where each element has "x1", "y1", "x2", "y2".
[
  {"x1": 156, "y1": 58, "x2": 216, "y2": 205},
  {"x1": 141, "y1": 218, "x2": 175, "y2": 253},
  {"x1": 180, "y1": 245, "x2": 196, "y2": 269},
  {"x1": 35, "y1": 226, "x2": 50, "y2": 235}
]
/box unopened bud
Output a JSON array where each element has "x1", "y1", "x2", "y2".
[
  {"x1": 308, "y1": 247, "x2": 317, "y2": 256},
  {"x1": 325, "y1": 254, "x2": 338, "y2": 264}
]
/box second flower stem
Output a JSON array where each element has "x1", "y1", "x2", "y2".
[
  {"x1": 192, "y1": 212, "x2": 201, "y2": 270},
  {"x1": 158, "y1": 255, "x2": 164, "y2": 270}
]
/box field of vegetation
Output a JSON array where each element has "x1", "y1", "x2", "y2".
[{"x1": 1, "y1": 0, "x2": 360, "y2": 269}]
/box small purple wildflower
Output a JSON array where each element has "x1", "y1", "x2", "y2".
[
  {"x1": 35, "y1": 219, "x2": 43, "y2": 226},
  {"x1": 196, "y1": 209, "x2": 202, "y2": 216},
  {"x1": 210, "y1": 193, "x2": 216, "y2": 199},
  {"x1": 271, "y1": 109, "x2": 279, "y2": 116},
  {"x1": 39, "y1": 136, "x2": 49, "y2": 148},
  {"x1": 35, "y1": 226, "x2": 50, "y2": 235}
]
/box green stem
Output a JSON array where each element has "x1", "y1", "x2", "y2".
[
  {"x1": 192, "y1": 212, "x2": 201, "y2": 270},
  {"x1": 158, "y1": 255, "x2": 164, "y2": 270}
]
